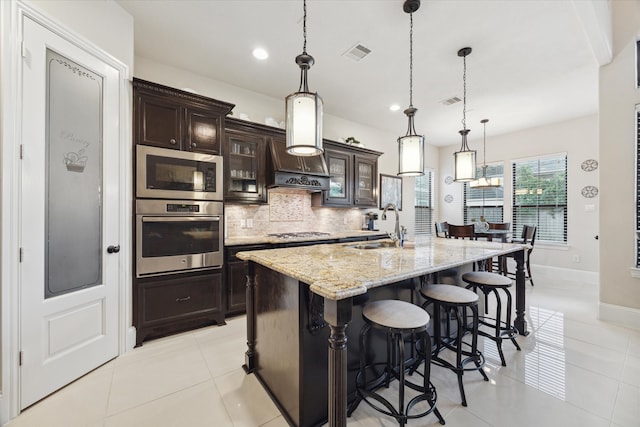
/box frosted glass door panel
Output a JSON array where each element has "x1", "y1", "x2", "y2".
[{"x1": 45, "y1": 49, "x2": 103, "y2": 298}]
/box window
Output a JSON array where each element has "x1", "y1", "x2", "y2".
[
  {"x1": 414, "y1": 170, "x2": 433, "y2": 235},
  {"x1": 464, "y1": 163, "x2": 504, "y2": 223},
  {"x1": 512, "y1": 154, "x2": 567, "y2": 243}
]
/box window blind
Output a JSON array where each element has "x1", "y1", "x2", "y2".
[
  {"x1": 414, "y1": 170, "x2": 433, "y2": 235},
  {"x1": 636, "y1": 109, "x2": 640, "y2": 266},
  {"x1": 463, "y1": 163, "x2": 504, "y2": 224},
  {"x1": 512, "y1": 154, "x2": 567, "y2": 243}
]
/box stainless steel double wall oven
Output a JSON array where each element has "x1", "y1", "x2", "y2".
[{"x1": 135, "y1": 145, "x2": 224, "y2": 277}]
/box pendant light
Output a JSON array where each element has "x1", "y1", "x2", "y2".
[
  {"x1": 397, "y1": 0, "x2": 424, "y2": 177},
  {"x1": 453, "y1": 47, "x2": 476, "y2": 182},
  {"x1": 469, "y1": 119, "x2": 503, "y2": 188},
  {"x1": 285, "y1": 0, "x2": 323, "y2": 156}
]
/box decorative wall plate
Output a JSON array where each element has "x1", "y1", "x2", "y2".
[
  {"x1": 581, "y1": 159, "x2": 598, "y2": 172},
  {"x1": 581, "y1": 185, "x2": 598, "y2": 198},
  {"x1": 444, "y1": 194, "x2": 454, "y2": 203},
  {"x1": 444, "y1": 175, "x2": 454, "y2": 185}
]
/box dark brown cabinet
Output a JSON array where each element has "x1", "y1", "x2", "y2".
[
  {"x1": 133, "y1": 78, "x2": 234, "y2": 154},
  {"x1": 134, "y1": 270, "x2": 225, "y2": 346},
  {"x1": 223, "y1": 119, "x2": 270, "y2": 204},
  {"x1": 225, "y1": 244, "x2": 268, "y2": 316},
  {"x1": 354, "y1": 154, "x2": 378, "y2": 207},
  {"x1": 313, "y1": 140, "x2": 381, "y2": 208}
]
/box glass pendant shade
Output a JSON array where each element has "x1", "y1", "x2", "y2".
[
  {"x1": 469, "y1": 175, "x2": 503, "y2": 188},
  {"x1": 398, "y1": 134, "x2": 424, "y2": 176},
  {"x1": 454, "y1": 149, "x2": 476, "y2": 181},
  {"x1": 454, "y1": 128, "x2": 476, "y2": 181},
  {"x1": 285, "y1": 90, "x2": 323, "y2": 156}
]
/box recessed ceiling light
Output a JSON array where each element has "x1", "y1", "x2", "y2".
[
  {"x1": 389, "y1": 104, "x2": 401, "y2": 111},
  {"x1": 252, "y1": 47, "x2": 269, "y2": 60}
]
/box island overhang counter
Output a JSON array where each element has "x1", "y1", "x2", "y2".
[{"x1": 237, "y1": 237, "x2": 528, "y2": 427}]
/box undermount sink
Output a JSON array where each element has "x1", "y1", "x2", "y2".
[{"x1": 347, "y1": 241, "x2": 398, "y2": 250}]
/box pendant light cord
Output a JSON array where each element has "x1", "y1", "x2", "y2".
[
  {"x1": 462, "y1": 54, "x2": 467, "y2": 131},
  {"x1": 302, "y1": 0, "x2": 307, "y2": 54},
  {"x1": 482, "y1": 120, "x2": 486, "y2": 165},
  {"x1": 409, "y1": 11, "x2": 413, "y2": 108}
]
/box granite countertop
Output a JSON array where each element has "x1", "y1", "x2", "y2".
[
  {"x1": 236, "y1": 237, "x2": 527, "y2": 300},
  {"x1": 224, "y1": 230, "x2": 387, "y2": 246}
]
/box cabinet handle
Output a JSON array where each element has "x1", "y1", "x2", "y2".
[
  {"x1": 169, "y1": 138, "x2": 177, "y2": 145},
  {"x1": 175, "y1": 296, "x2": 191, "y2": 302},
  {"x1": 191, "y1": 142, "x2": 197, "y2": 148}
]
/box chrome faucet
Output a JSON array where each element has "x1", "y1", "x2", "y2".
[{"x1": 381, "y1": 203, "x2": 401, "y2": 242}]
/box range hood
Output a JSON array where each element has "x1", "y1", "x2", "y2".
[{"x1": 267, "y1": 137, "x2": 330, "y2": 191}]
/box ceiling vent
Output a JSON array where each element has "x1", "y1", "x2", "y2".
[
  {"x1": 342, "y1": 43, "x2": 372, "y2": 62},
  {"x1": 440, "y1": 96, "x2": 461, "y2": 106}
]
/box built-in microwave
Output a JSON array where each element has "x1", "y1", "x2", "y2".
[{"x1": 136, "y1": 145, "x2": 223, "y2": 201}]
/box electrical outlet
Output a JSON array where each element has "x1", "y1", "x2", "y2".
[
  {"x1": 240, "y1": 219, "x2": 246, "y2": 228},
  {"x1": 246, "y1": 218, "x2": 253, "y2": 228},
  {"x1": 343, "y1": 217, "x2": 348, "y2": 225},
  {"x1": 572, "y1": 254, "x2": 580, "y2": 263}
]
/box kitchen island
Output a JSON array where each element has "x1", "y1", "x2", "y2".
[{"x1": 237, "y1": 237, "x2": 528, "y2": 427}]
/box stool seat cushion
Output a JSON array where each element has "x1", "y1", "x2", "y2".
[
  {"x1": 421, "y1": 284, "x2": 479, "y2": 304},
  {"x1": 362, "y1": 300, "x2": 430, "y2": 330},
  {"x1": 462, "y1": 271, "x2": 512, "y2": 287}
]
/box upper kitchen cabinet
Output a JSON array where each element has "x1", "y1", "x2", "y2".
[
  {"x1": 133, "y1": 78, "x2": 234, "y2": 155},
  {"x1": 313, "y1": 140, "x2": 381, "y2": 208},
  {"x1": 223, "y1": 118, "x2": 270, "y2": 204}
]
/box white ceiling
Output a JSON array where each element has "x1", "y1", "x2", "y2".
[{"x1": 116, "y1": 0, "x2": 602, "y2": 147}]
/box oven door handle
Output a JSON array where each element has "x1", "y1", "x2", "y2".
[{"x1": 141, "y1": 216, "x2": 221, "y2": 222}]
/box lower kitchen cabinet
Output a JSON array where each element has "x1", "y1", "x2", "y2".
[
  {"x1": 134, "y1": 269, "x2": 225, "y2": 346},
  {"x1": 225, "y1": 244, "x2": 268, "y2": 317}
]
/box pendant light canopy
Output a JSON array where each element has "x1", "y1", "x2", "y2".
[
  {"x1": 397, "y1": 0, "x2": 424, "y2": 177},
  {"x1": 453, "y1": 47, "x2": 476, "y2": 182},
  {"x1": 469, "y1": 119, "x2": 503, "y2": 189},
  {"x1": 285, "y1": 0, "x2": 323, "y2": 156}
]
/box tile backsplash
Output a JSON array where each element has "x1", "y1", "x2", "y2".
[{"x1": 225, "y1": 188, "x2": 369, "y2": 238}]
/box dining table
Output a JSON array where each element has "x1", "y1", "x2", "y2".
[
  {"x1": 473, "y1": 229, "x2": 511, "y2": 271},
  {"x1": 473, "y1": 228, "x2": 511, "y2": 242}
]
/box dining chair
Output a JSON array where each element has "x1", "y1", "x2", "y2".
[
  {"x1": 503, "y1": 225, "x2": 537, "y2": 285},
  {"x1": 434, "y1": 221, "x2": 449, "y2": 238},
  {"x1": 447, "y1": 224, "x2": 476, "y2": 240},
  {"x1": 487, "y1": 222, "x2": 510, "y2": 231}
]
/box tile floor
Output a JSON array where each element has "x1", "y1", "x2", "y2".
[{"x1": 5, "y1": 276, "x2": 640, "y2": 427}]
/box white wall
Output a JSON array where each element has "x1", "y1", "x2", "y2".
[
  {"x1": 599, "y1": 0, "x2": 640, "y2": 318},
  {"x1": 437, "y1": 114, "x2": 600, "y2": 273},
  {"x1": 25, "y1": 0, "x2": 134, "y2": 72},
  {"x1": 134, "y1": 56, "x2": 437, "y2": 237}
]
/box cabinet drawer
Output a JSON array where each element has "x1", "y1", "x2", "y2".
[{"x1": 140, "y1": 275, "x2": 221, "y2": 323}]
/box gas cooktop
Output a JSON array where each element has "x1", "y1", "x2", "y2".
[{"x1": 267, "y1": 232, "x2": 331, "y2": 239}]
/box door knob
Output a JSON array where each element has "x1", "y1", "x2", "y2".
[{"x1": 107, "y1": 245, "x2": 120, "y2": 254}]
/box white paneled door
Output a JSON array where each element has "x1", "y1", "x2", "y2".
[{"x1": 19, "y1": 16, "x2": 120, "y2": 409}]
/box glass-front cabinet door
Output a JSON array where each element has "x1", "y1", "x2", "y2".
[
  {"x1": 324, "y1": 148, "x2": 352, "y2": 206},
  {"x1": 354, "y1": 155, "x2": 377, "y2": 207},
  {"x1": 224, "y1": 130, "x2": 266, "y2": 203}
]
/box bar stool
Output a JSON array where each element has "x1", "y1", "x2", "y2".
[
  {"x1": 420, "y1": 284, "x2": 488, "y2": 407},
  {"x1": 461, "y1": 271, "x2": 521, "y2": 366},
  {"x1": 348, "y1": 300, "x2": 445, "y2": 426}
]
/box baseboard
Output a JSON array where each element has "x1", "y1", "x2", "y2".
[
  {"x1": 125, "y1": 326, "x2": 137, "y2": 353},
  {"x1": 503, "y1": 260, "x2": 599, "y2": 286},
  {"x1": 599, "y1": 302, "x2": 640, "y2": 331}
]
